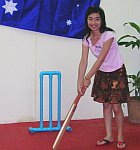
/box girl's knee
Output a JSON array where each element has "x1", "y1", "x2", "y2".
[
  {"x1": 103, "y1": 103, "x2": 112, "y2": 110},
  {"x1": 112, "y1": 104, "x2": 122, "y2": 114}
]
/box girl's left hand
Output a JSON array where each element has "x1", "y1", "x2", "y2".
[{"x1": 84, "y1": 77, "x2": 91, "y2": 88}]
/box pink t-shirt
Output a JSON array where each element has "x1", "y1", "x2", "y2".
[{"x1": 82, "y1": 31, "x2": 124, "y2": 72}]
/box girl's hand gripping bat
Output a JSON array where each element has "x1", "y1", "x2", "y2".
[{"x1": 52, "y1": 87, "x2": 86, "y2": 150}]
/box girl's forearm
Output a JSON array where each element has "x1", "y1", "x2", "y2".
[
  {"x1": 85, "y1": 59, "x2": 103, "y2": 80},
  {"x1": 78, "y1": 61, "x2": 88, "y2": 83}
]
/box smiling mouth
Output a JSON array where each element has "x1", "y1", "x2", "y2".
[{"x1": 90, "y1": 25, "x2": 98, "y2": 29}]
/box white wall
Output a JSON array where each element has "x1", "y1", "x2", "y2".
[{"x1": 0, "y1": 0, "x2": 139, "y2": 124}]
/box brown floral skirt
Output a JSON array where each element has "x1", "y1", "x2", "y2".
[{"x1": 91, "y1": 65, "x2": 130, "y2": 104}]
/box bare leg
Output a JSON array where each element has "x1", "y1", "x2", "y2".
[
  {"x1": 112, "y1": 104, "x2": 124, "y2": 141},
  {"x1": 97, "y1": 103, "x2": 113, "y2": 145},
  {"x1": 103, "y1": 103, "x2": 113, "y2": 140},
  {"x1": 112, "y1": 104, "x2": 126, "y2": 148}
]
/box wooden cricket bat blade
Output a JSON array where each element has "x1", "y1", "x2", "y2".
[{"x1": 52, "y1": 94, "x2": 82, "y2": 150}]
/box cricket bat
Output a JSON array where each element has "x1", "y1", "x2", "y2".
[{"x1": 52, "y1": 89, "x2": 85, "y2": 150}]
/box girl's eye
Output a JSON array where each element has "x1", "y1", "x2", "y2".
[
  {"x1": 96, "y1": 17, "x2": 100, "y2": 21},
  {"x1": 88, "y1": 17, "x2": 100, "y2": 22},
  {"x1": 88, "y1": 18, "x2": 92, "y2": 21}
]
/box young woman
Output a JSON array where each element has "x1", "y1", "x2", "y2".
[{"x1": 77, "y1": 6, "x2": 130, "y2": 149}]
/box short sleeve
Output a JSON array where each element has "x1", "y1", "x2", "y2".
[
  {"x1": 82, "y1": 37, "x2": 89, "y2": 47},
  {"x1": 103, "y1": 31, "x2": 115, "y2": 42}
]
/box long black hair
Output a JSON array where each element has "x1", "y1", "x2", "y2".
[{"x1": 84, "y1": 6, "x2": 114, "y2": 39}]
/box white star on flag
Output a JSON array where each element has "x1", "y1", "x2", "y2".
[
  {"x1": 66, "y1": 19, "x2": 72, "y2": 26},
  {"x1": 77, "y1": 4, "x2": 80, "y2": 7},
  {"x1": 2, "y1": 0, "x2": 18, "y2": 15}
]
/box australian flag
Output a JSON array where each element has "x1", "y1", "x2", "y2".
[{"x1": 0, "y1": 0, "x2": 100, "y2": 39}]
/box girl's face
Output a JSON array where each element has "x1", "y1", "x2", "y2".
[{"x1": 87, "y1": 12, "x2": 101, "y2": 32}]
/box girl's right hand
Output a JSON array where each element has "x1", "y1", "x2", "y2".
[{"x1": 77, "y1": 82, "x2": 84, "y2": 96}]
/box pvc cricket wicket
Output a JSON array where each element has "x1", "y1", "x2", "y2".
[{"x1": 29, "y1": 71, "x2": 62, "y2": 133}]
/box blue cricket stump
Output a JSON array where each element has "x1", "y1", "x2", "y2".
[{"x1": 29, "y1": 71, "x2": 71, "y2": 133}]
